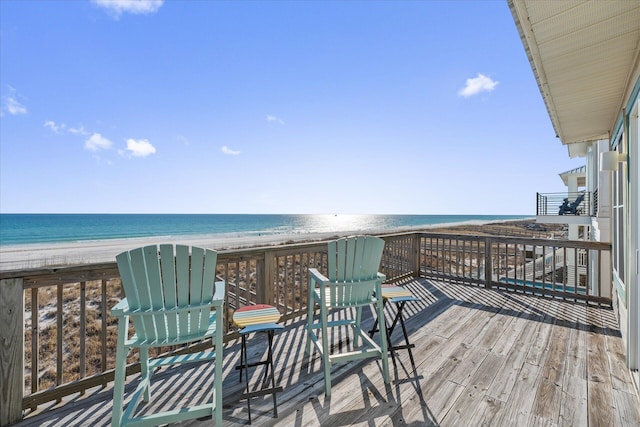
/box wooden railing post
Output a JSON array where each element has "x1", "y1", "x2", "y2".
[
  {"x1": 484, "y1": 237, "x2": 492, "y2": 288},
  {"x1": 255, "y1": 257, "x2": 266, "y2": 304},
  {"x1": 263, "y1": 251, "x2": 275, "y2": 306},
  {"x1": 413, "y1": 234, "x2": 421, "y2": 278},
  {"x1": 1, "y1": 277, "x2": 24, "y2": 426}
]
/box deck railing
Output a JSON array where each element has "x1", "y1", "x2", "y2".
[
  {"x1": 417, "y1": 233, "x2": 611, "y2": 303},
  {"x1": 536, "y1": 191, "x2": 593, "y2": 216},
  {"x1": 0, "y1": 232, "x2": 611, "y2": 425}
]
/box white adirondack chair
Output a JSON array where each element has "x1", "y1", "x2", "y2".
[
  {"x1": 305, "y1": 235, "x2": 390, "y2": 397},
  {"x1": 112, "y1": 244, "x2": 225, "y2": 426}
]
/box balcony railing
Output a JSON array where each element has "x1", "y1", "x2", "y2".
[
  {"x1": 0, "y1": 232, "x2": 611, "y2": 425},
  {"x1": 536, "y1": 191, "x2": 593, "y2": 216}
]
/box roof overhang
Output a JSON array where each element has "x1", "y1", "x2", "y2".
[
  {"x1": 559, "y1": 165, "x2": 586, "y2": 187},
  {"x1": 508, "y1": 0, "x2": 640, "y2": 149}
]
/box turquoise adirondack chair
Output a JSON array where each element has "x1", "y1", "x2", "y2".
[
  {"x1": 305, "y1": 235, "x2": 390, "y2": 397},
  {"x1": 111, "y1": 244, "x2": 225, "y2": 426}
]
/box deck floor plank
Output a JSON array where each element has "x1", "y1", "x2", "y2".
[
  {"x1": 440, "y1": 352, "x2": 505, "y2": 426},
  {"x1": 12, "y1": 279, "x2": 640, "y2": 427},
  {"x1": 485, "y1": 311, "x2": 541, "y2": 403},
  {"x1": 558, "y1": 303, "x2": 588, "y2": 427},
  {"x1": 524, "y1": 299, "x2": 556, "y2": 368},
  {"x1": 532, "y1": 301, "x2": 571, "y2": 424},
  {"x1": 492, "y1": 361, "x2": 543, "y2": 426},
  {"x1": 586, "y1": 307, "x2": 616, "y2": 427}
]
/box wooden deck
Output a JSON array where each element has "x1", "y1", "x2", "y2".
[{"x1": 13, "y1": 278, "x2": 640, "y2": 426}]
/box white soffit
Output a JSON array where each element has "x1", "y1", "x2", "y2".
[{"x1": 508, "y1": 0, "x2": 640, "y2": 145}]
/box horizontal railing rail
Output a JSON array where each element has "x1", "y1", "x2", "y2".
[
  {"x1": 418, "y1": 233, "x2": 611, "y2": 304},
  {"x1": 0, "y1": 232, "x2": 611, "y2": 425},
  {"x1": 536, "y1": 191, "x2": 593, "y2": 216}
]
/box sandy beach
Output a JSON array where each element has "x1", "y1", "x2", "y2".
[
  {"x1": 0, "y1": 231, "x2": 338, "y2": 271},
  {"x1": 0, "y1": 219, "x2": 543, "y2": 271}
]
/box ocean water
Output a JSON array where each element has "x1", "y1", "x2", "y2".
[{"x1": 0, "y1": 213, "x2": 530, "y2": 246}]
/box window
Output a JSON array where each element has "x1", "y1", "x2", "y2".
[{"x1": 612, "y1": 136, "x2": 625, "y2": 281}]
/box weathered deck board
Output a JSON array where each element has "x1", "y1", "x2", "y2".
[
  {"x1": 12, "y1": 279, "x2": 640, "y2": 427},
  {"x1": 558, "y1": 312, "x2": 588, "y2": 427},
  {"x1": 532, "y1": 303, "x2": 571, "y2": 423}
]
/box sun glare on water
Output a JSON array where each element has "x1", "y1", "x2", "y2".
[{"x1": 300, "y1": 214, "x2": 381, "y2": 234}]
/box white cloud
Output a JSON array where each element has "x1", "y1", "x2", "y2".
[
  {"x1": 124, "y1": 138, "x2": 156, "y2": 157},
  {"x1": 458, "y1": 73, "x2": 499, "y2": 97},
  {"x1": 266, "y1": 115, "x2": 285, "y2": 125},
  {"x1": 45, "y1": 120, "x2": 89, "y2": 136},
  {"x1": 68, "y1": 125, "x2": 89, "y2": 136},
  {"x1": 85, "y1": 133, "x2": 113, "y2": 151},
  {"x1": 6, "y1": 96, "x2": 27, "y2": 115},
  {"x1": 2, "y1": 88, "x2": 28, "y2": 116},
  {"x1": 221, "y1": 145, "x2": 241, "y2": 155},
  {"x1": 92, "y1": 0, "x2": 164, "y2": 17},
  {"x1": 44, "y1": 120, "x2": 65, "y2": 133}
]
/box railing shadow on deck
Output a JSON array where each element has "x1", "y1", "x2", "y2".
[
  {"x1": 11, "y1": 275, "x2": 623, "y2": 426},
  {"x1": 417, "y1": 277, "x2": 619, "y2": 338}
]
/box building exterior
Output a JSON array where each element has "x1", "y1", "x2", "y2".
[{"x1": 509, "y1": 0, "x2": 640, "y2": 394}]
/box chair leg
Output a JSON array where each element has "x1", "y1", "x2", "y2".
[
  {"x1": 305, "y1": 289, "x2": 315, "y2": 355},
  {"x1": 214, "y1": 310, "x2": 223, "y2": 426},
  {"x1": 353, "y1": 306, "x2": 362, "y2": 347},
  {"x1": 140, "y1": 347, "x2": 150, "y2": 402},
  {"x1": 112, "y1": 322, "x2": 128, "y2": 427},
  {"x1": 376, "y1": 299, "x2": 390, "y2": 385},
  {"x1": 320, "y1": 304, "x2": 331, "y2": 397}
]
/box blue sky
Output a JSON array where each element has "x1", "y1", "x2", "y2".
[{"x1": 0, "y1": 0, "x2": 583, "y2": 215}]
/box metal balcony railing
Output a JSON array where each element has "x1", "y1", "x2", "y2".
[{"x1": 536, "y1": 191, "x2": 593, "y2": 216}]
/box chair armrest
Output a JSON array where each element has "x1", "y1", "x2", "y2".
[
  {"x1": 111, "y1": 298, "x2": 129, "y2": 316},
  {"x1": 309, "y1": 268, "x2": 329, "y2": 285},
  {"x1": 212, "y1": 281, "x2": 225, "y2": 306},
  {"x1": 309, "y1": 269, "x2": 385, "y2": 285}
]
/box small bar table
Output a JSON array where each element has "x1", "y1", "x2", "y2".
[
  {"x1": 369, "y1": 284, "x2": 420, "y2": 367},
  {"x1": 233, "y1": 304, "x2": 283, "y2": 424}
]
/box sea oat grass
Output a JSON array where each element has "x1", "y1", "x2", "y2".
[{"x1": 24, "y1": 278, "x2": 123, "y2": 392}]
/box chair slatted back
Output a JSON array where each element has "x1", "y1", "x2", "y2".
[
  {"x1": 569, "y1": 193, "x2": 585, "y2": 211},
  {"x1": 116, "y1": 244, "x2": 218, "y2": 343},
  {"x1": 326, "y1": 235, "x2": 384, "y2": 307}
]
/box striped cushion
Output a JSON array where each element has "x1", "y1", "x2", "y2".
[
  {"x1": 380, "y1": 285, "x2": 418, "y2": 302},
  {"x1": 233, "y1": 304, "x2": 281, "y2": 328}
]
